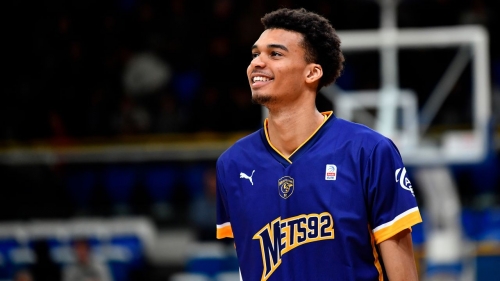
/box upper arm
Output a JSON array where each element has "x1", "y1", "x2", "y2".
[
  {"x1": 365, "y1": 138, "x2": 422, "y2": 244},
  {"x1": 378, "y1": 229, "x2": 419, "y2": 281}
]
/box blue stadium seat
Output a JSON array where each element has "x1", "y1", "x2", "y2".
[
  {"x1": 186, "y1": 256, "x2": 226, "y2": 278},
  {"x1": 425, "y1": 262, "x2": 463, "y2": 279},
  {"x1": 0, "y1": 238, "x2": 20, "y2": 279},
  {"x1": 461, "y1": 208, "x2": 484, "y2": 241},
  {"x1": 65, "y1": 169, "x2": 96, "y2": 213},
  {"x1": 215, "y1": 271, "x2": 240, "y2": 281},
  {"x1": 462, "y1": 207, "x2": 500, "y2": 281},
  {"x1": 170, "y1": 272, "x2": 211, "y2": 281},
  {"x1": 103, "y1": 165, "x2": 138, "y2": 214},
  {"x1": 144, "y1": 165, "x2": 177, "y2": 219},
  {"x1": 183, "y1": 165, "x2": 207, "y2": 200},
  {"x1": 109, "y1": 235, "x2": 143, "y2": 269},
  {"x1": 144, "y1": 165, "x2": 177, "y2": 202},
  {"x1": 105, "y1": 235, "x2": 145, "y2": 281},
  {"x1": 185, "y1": 243, "x2": 236, "y2": 278},
  {"x1": 476, "y1": 208, "x2": 500, "y2": 242},
  {"x1": 108, "y1": 260, "x2": 129, "y2": 281},
  {"x1": 476, "y1": 255, "x2": 500, "y2": 281},
  {"x1": 411, "y1": 220, "x2": 426, "y2": 246},
  {"x1": 222, "y1": 251, "x2": 239, "y2": 272}
]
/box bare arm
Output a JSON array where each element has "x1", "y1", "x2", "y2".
[{"x1": 378, "y1": 229, "x2": 419, "y2": 281}]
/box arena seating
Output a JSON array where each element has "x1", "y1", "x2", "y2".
[{"x1": 0, "y1": 217, "x2": 155, "y2": 281}]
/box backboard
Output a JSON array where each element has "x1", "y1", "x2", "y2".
[{"x1": 321, "y1": 25, "x2": 491, "y2": 166}]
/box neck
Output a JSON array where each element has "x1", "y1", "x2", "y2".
[{"x1": 266, "y1": 99, "x2": 324, "y2": 158}]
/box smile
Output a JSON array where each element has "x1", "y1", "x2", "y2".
[
  {"x1": 252, "y1": 76, "x2": 273, "y2": 82},
  {"x1": 251, "y1": 76, "x2": 274, "y2": 87}
]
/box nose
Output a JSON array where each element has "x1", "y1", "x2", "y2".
[{"x1": 250, "y1": 55, "x2": 266, "y2": 68}]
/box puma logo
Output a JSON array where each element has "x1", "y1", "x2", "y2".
[{"x1": 240, "y1": 170, "x2": 255, "y2": 185}]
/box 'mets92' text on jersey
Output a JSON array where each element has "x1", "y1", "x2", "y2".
[{"x1": 216, "y1": 112, "x2": 422, "y2": 281}]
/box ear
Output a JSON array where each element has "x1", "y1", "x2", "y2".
[{"x1": 305, "y1": 64, "x2": 323, "y2": 84}]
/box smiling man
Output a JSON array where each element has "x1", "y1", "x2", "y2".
[{"x1": 216, "y1": 8, "x2": 422, "y2": 281}]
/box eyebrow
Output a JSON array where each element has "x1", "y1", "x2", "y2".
[{"x1": 251, "y1": 44, "x2": 289, "y2": 52}]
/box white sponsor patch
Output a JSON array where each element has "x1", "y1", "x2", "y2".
[{"x1": 325, "y1": 164, "x2": 337, "y2": 180}]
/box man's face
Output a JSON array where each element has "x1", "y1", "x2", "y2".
[
  {"x1": 247, "y1": 28, "x2": 310, "y2": 105},
  {"x1": 74, "y1": 241, "x2": 91, "y2": 264}
]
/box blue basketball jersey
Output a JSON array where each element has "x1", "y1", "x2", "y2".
[{"x1": 216, "y1": 112, "x2": 422, "y2": 281}]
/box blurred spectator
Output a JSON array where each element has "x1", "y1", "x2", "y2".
[
  {"x1": 199, "y1": 35, "x2": 235, "y2": 102},
  {"x1": 49, "y1": 111, "x2": 72, "y2": 146},
  {"x1": 399, "y1": 0, "x2": 461, "y2": 27},
  {"x1": 171, "y1": 70, "x2": 203, "y2": 106},
  {"x1": 62, "y1": 239, "x2": 112, "y2": 281},
  {"x1": 2, "y1": 0, "x2": 500, "y2": 235},
  {"x1": 86, "y1": 88, "x2": 112, "y2": 137},
  {"x1": 31, "y1": 240, "x2": 61, "y2": 281},
  {"x1": 460, "y1": 0, "x2": 489, "y2": 25},
  {"x1": 111, "y1": 96, "x2": 151, "y2": 135},
  {"x1": 155, "y1": 94, "x2": 186, "y2": 133},
  {"x1": 226, "y1": 87, "x2": 261, "y2": 131},
  {"x1": 189, "y1": 86, "x2": 226, "y2": 132},
  {"x1": 13, "y1": 269, "x2": 33, "y2": 281},
  {"x1": 209, "y1": 0, "x2": 236, "y2": 38},
  {"x1": 189, "y1": 167, "x2": 217, "y2": 241},
  {"x1": 4, "y1": 0, "x2": 499, "y2": 140},
  {"x1": 164, "y1": 0, "x2": 202, "y2": 69},
  {"x1": 122, "y1": 53, "x2": 171, "y2": 97}
]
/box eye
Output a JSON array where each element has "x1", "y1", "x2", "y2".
[
  {"x1": 251, "y1": 53, "x2": 259, "y2": 59},
  {"x1": 270, "y1": 51, "x2": 282, "y2": 57}
]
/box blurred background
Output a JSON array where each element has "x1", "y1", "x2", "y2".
[{"x1": 2, "y1": 0, "x2": 500, "y2": 280}]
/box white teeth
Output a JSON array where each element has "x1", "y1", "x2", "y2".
[{"x1": 253, "y1": 76, "x2": 271, "y2": 83}]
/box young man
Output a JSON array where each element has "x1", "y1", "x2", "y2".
[{"x1": 216, "y1": 8, "x2": 422, "y2": 281}]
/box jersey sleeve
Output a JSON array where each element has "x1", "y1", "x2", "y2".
[
  {"x1": 365, "y1": 138, "x2": 422, "y2": 244},
  {"x1": 216, "y1": 159, "x2": 234, "y2": 239}
]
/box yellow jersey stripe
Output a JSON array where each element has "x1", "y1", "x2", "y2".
[
  {"x1": 373, "y1": 208, "x2": 422, "y2": 244},
  {"x1": 263, "y1": 119, "x2": 292, "y2": 164},
  {"x1": 289, "y1": 111, "x2": 331, "y2": 158}
]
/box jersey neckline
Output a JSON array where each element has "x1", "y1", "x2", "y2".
[{"x1": 260, "y1": 111, "x2": 336, "y2": 167}]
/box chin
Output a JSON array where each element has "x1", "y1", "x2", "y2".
[{"x1": 251, "y1": 92, "x2": 274, "y2": 105}]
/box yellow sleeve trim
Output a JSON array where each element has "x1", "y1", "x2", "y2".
[
  {"x1": 216, "y1": 225, "x2": 234, "y2": 239},
  {"x1": 373, "y1": 208, "x2": 422, "y2": 244},
  {"x1": 368, "y1": 226, "x2": 384, "y2": 281}
]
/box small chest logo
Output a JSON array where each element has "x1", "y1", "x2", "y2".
[
  {"x1": 325, "y1": 164, "x2": 337, "y2": 180},
  {"x1": 278, "y1": 176, "x2": 294, "y2": 199},
  {"x1": 240, "y1": 170, "x2": 255, "y2": 185}
]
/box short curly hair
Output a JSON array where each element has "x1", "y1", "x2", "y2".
[{"x1": 261, "y1": 8, "x2": 344, "y2": 89}]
